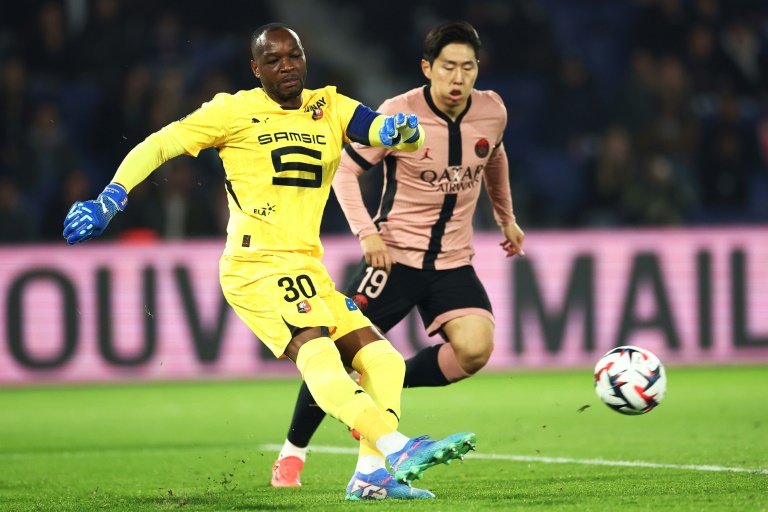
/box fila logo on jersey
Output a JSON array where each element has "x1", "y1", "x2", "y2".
[
  {"x1": 297, "y1": 300, "x2": 311, "y2": 313},
  {"x1": 349, "y1": 478, "x2": 388, "y2": 499}
]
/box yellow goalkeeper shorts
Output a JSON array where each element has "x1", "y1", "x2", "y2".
[{"x1": 219, "y1": 252, "x2": 372, "y2": 358}]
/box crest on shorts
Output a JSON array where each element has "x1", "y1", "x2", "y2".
[
  {"x1": 475, "y1": 138, "x2": 490, "y2": 158},
  {"x1": 297, "y1": 300, "x2": 311, "y2": 313}
]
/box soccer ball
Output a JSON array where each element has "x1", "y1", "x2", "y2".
[{"x1": 594, "y1": 346, "x2": 667, "y2": 415}]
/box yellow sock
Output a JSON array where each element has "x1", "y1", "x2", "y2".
[
  {"x1": 351, "y1": 340, "x2": 405, "y2": 458},
  {"x1": 295, "y1": 337, "x2": 395, "y2": 443}
]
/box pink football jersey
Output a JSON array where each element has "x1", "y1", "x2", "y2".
[{"x1": 333, "y1": 86, "x2": 515, "y2": 270}]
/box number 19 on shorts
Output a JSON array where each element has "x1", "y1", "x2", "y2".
[{"x1": 356, "y1": 267, "x2": 388, "y2": 298}]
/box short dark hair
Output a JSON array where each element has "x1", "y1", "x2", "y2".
[
  {"x1": 251, "y1": 22, "x2": 295, "y2": 57},
  {"x1": 423, "y1": 21, "x2": 482, "y2": 65}
]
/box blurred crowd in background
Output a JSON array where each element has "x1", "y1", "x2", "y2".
[{"x1": 1, "y1": 0, "x2": 767, "y2": 244}]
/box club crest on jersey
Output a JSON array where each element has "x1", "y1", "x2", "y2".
[
  {"x1": 311, "y1": 108, "x2": 323, "y2": 120},
  {"x1": 297, "y1": 300, "x2": 311, "y2": 313},
  {"x1": 475, "y1": 138, "x2": 490, "y2": 158}
]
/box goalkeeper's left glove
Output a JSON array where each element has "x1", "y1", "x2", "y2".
[
  {"x1": 62, "y1": 183, "x2": 128, "y2": 245},
  {"x1": 379, "y1": 113, "x2": 420, "y2": 147}
]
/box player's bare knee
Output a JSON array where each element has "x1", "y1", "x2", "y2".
[
  {"x1": 454, "y1": 338, "x2": 493, "y2": 374},
  {"x1": 460, "y1": 350, "x2": 491, "y2": 375}
]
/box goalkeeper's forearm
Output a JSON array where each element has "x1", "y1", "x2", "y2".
[{"x1": 111, "y1": 129, "x2": 187, "y2": 192}]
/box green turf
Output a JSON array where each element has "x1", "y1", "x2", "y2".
[{"x1": 1, "y1": 366, "x2": 766, "y2": 511}]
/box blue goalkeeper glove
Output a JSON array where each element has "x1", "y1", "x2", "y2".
[
  {"x1": 379, "y1": 113, "x2": 420, "y2": 146},
  {"x1": 62, "y1": 184, "x2": 128, "y2": 245}
]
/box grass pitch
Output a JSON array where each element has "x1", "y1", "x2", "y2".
[{"x1": 1, "y1": 366, "x2": 766, "y2": 511}]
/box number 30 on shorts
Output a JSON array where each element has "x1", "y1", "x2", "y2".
[
  {"x1": 356, "y1": 267, "x2": 388, "y2": 299},
  {"x1": 277, "y1": 275, "x2": 317, "y2": 302}
]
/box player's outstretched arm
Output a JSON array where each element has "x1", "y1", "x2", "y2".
[
  {"x1": 345, "y1": 104, "x2": 425, "y2": 152},
  {"x1": 62, "y1": 131, "x2": 186, "y2": 245}
]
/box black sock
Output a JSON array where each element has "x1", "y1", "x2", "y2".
[
  {"x1": 285, "y1": 380, "x2": 327, "y2": 448},
  {"x1": 403, "y1": 344, "x2": 450, "y2": 388}
]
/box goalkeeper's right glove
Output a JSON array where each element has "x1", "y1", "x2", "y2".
[
  {"x1": 62, "y1": 183, "x2": 128, "y2": 245},
  {"x1": 379, "y1": 113, "x2": 420, "y2": 147}
]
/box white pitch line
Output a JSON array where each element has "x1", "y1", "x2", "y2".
[
  {"x1": 3, "y1": 444, "x2": 766, "y2": 475},
  {"x1": 259, "y1": 444, "x2": 768, "y2": 475}
]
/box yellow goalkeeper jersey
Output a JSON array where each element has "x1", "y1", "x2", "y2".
[{"x1": 163, "y1": 86, "x2": 361, "y2": 259}]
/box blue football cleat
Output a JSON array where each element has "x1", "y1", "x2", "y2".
[
  {"x1": 345, "y1": 468, "x2": 435, "y2": 500},
  {"x1": 386, "y1": 432, "x2": 477, "y2": 484}
]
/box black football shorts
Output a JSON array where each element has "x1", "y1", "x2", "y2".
[{"x1": 343, "y1": 260, "x2": 493, "y2": 336}]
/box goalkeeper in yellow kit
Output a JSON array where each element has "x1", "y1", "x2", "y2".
[{"x1": 62, "y1": 23, "x2": 475, "y2": 500}]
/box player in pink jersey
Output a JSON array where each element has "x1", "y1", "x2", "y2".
[{"x1": 270, "y1": 21, "x2": 524, "y2": 493}]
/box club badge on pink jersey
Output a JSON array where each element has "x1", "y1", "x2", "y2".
[{"x1": 475, "y1": 138, "x2": 489, "y2": 158}]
